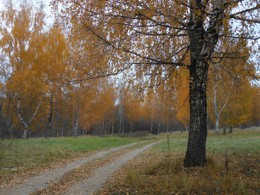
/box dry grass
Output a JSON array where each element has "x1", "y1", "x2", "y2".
[{"x1": 100, "y1": 152, "x2": 259, "y2": 194}]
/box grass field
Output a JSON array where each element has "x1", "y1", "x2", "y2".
[
  {"x1": 102, "y1": 128, "x2": 260, "y2": 194},
  {"x1": 158, "y1": 128, "x2": 260, "y2": 153},
  {"x1": 0, "y1": 136, "x2": 142, "y2": 177}
]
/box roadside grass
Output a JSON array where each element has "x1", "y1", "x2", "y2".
[
  {"x1": 0, "y1": 136, "x2": 142, "y2": 179},
  {"x1": 102, "y1": 128, "x2": 260, "y2": 194}
]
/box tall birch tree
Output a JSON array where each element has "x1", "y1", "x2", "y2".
[
  {"x1": 0, "y1": 1, "x2": 47, "y2": 138},
  {"x1": 54, "y1": 0, "x2": 259, "y2": 167}
]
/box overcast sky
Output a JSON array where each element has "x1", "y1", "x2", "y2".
[{"x1": 0, "y1": 0, "x2": 54, "y2": 25}]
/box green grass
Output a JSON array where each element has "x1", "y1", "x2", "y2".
[
  {"x1": 0, "y1": 136, "x2": 141, "y2": 175},
  {"x1": 157, "y1": 129, "x2": 260, "y2": 154}
]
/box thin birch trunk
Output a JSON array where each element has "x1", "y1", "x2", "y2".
[
  {"x1": 111, "y1": 120, "x2": 114, "y2": 135},
  {"x1": 157, "y1": 121, "x2": 161, "y2": 134},
  {"x1": 130, "y1": 122, "x2": 133, "y2": 135},
  {"x1": 166, "y1": 123, "x2": 169, "y2": 133},
  {"x1": 73, "y1": 97, "x2": 80, "y2": 137},
  {"x1": 61, "y1": 121, "x2": 64, "y2": 136},
  {"x1": 101, "y1": 118, "x2": 105, "y2": 135},
  {"x1": 46, "y1": 93, "x2": 54, "y2": 138},
  {"x1": 16, "y1": 97, "x2": 42, "y2": 139},
  {"x1": 212, "y1": 79, "x2": 234, "y2": 132}
]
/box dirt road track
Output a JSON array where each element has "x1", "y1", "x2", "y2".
[
  {"x1": 0, "y1": 141, "x2": 159, "y2": 195},
  {"x1": 64, "y1": 142, "x2": 158, "y2": 195},
  {"x1": 0, "y1": 143, "x2": 137, "y2": 195}
]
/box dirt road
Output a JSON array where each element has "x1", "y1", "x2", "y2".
[{"x1": 0, "y1": 141, "x2": 159, "y2": 195}]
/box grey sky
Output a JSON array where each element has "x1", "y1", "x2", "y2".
[{"x1": 0, "y1": 0, "x2": 54, "y2": 25}]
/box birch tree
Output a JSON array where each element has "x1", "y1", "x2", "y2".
[
  {"x1": 54, "y1": 0, "x2": 260, "y2": 167},
  {"x1": 0, "y1": 1, "x2": 47, "y2": 138},
  {"x1": 208, "y1": 37, "x2": 255, "y2": 131},
  {"x1": 42, "y1": 26, "x2": 68, "y2": 138}
]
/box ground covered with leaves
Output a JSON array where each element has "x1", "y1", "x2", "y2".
[{"x1": 100, "y1": 130, "x2": 260, "y2": 194}]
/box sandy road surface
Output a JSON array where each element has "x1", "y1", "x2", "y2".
[
  {"x1": 0, "y1": 142, "x2": 139, "y2": 195},
  {"x1": 64, "y1": 142, "x2": 159, "y2": 195}
]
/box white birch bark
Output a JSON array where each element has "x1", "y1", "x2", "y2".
[
  {"x1": 73, "y1": 96, "x2": 80, "y2": 137},
  {"x1": 118, "y1": 89, "x2": 124, "y2": 133},
  {"x1": 16, "y1": 96, "x2": 42, "y2": 138},
  {"x1": 211, "y1": 74, "x2": 235, "y2": 132}
]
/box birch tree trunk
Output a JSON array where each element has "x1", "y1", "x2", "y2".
[
  {"x1": 101, "y1": 118, "x2": 105, "y2": 135},
  {"x1": 213, "y1": 85, "x2": 220, "y2": 131},
  {"x1": 118, "y1": 89, "x2": 124, "y2": 134},
  {"x1": 130, "y1": 122, "x2": 133, "y2": 135},
  {"x1": 46, "y1": 92, "x2": 54, "y2": 138},
  {"x1": 61, "y1": 119, "x2": 64, "y2": 136},
  {"x1": 118, "y1": 110, "x2": 124, "y2": 134},
  {"x1": 73, "y1": 112, "x2": 79, "y2": 137},
  {"x1": 150, "y1": 119, "x2": 153, "y2": 134},
  {"x1": 157, "y1": 121, "x2": 161, "y2": 134},
  {"x1": 16, "y1": 96, "x2": 42, "y2": 139},
  {"x1": 9, "y1": 124, "x2": 13, "y2": 139},
  {"x1": 23, "y1": 125, "x2": 28, "y2": 139},
  {"x1": 111, "y1": 120, "x2": 114, "y2": 135},
  {"x1": 184, "y1": 0, "x2": 225, "y2": 167},
  {"x1": 73, "y1": 97, "x2": 80, "y2": 137},
  {"x1": 212, "y1": 69, "x2": 234, "y2": 132}
]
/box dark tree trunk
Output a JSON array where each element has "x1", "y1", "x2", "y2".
[
  {"x1": 223, "y1": 127, "x2": 227, "y2": 135},
  {"x1": 184, "y1": 60, "x2": 208, "y2": 167},
  {"x1": 46, "y1": 93, "x2": 54, "y2": 138},
  {"x1": 166, "y1": 123, "x2": 169, "y2": 133},
  {"x1": 130, "y1": 122, "x2": 133, "y2": 134},
  {"x1": 229, "y1": 126, "x2": 233, "y2": 134},
  {"x1": 184, "y1": 7, "x2": 209, "y2": 166},
  {"x1": 157, "y1": 121, "x2": 161, "y2": 134},
  {"x1": 184, "y1": 0, "x2": 224, "y2": 167},
  {"x1": 150, "y1": 119, "x2": 153, "y2": 134}
]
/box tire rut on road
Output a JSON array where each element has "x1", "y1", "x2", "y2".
[
  {"x1": 0, "y1": 142, "x2": 140, "y2": 195},
  {"x1": 64, "y1": 141, "x2": 159, "y2": 195}
]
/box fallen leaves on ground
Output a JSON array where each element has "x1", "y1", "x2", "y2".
[{"x1": 99, "y1": 150, "x2": 260, "y2": 194}]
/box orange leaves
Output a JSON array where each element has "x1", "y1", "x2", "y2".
[
  {"x1": 0, "y1": 1, "x2": 69, "y2": 135},
  {"x1": 207, "y1": 35, "x2": 257, "y2": 129},
  {"x1": 222, "y1": 79, "x2": 255, "y2": 127},
  {"x1": 42, "y1": 26, "x2": 68, "y2": 85}
]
